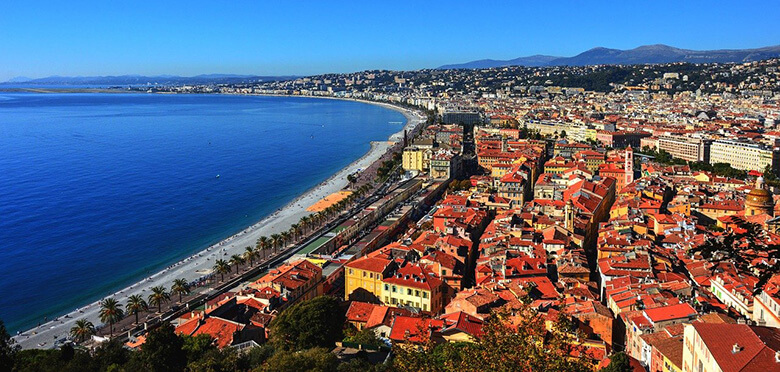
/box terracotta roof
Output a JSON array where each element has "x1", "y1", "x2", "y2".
[
  {"x1": 388, "y1": 316, "x2": 444, "y2": 343},
  {"x1": 692, "y1": 323, "x2": 780, "y2": 372},
  {"x1": 383, "y1": 264, "x2": 442, "y2": 291},
  {"x1": 440, "y1": 311, "x2": 485, "y2": 338},
  {"x1": 346, "y1": 301, "x2": 377, "y2": 323}
]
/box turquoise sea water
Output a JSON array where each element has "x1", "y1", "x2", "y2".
[{"x1": 0, "y1": 93, "x2": 404, "y2": 333}]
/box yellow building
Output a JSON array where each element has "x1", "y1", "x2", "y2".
[
  {"x1": 381, "y1": 264, "x2": 444, "y2": 313},
  {"x1": 544, "y1": 157, "x2": 573, "y2": 175},
  {"x1": 402, "y1": 147, "x2": 431, "y2": 172},
  {"x1": 344, "y1": 252, "x2": 395, "y2": 302},
  {"x1": 491, "y1": 162, "x2": 513, "y2": 179}
]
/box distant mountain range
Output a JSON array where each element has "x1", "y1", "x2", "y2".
[
  {"x1": 2, "y1": 74, "x2": 297, "y2": 85},
  {"x1": 438, "y1": 44, "x2": 780, "y2": 69}
]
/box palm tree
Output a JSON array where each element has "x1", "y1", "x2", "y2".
[
  {"x1": 244, "y1": 246, "x2": 257, "y2": 266},
  {"x1": 270, "y1": 234, "x2": 281, "y2": 254},
  {"x1": 256, "y1": 236, "x2": 268, "y2": 251},
  {"x1": 230, "y1": 254, "x2": 245, "y2": 272},
  {"x1": 257, "y1": 236, "x2": 269, "y2": 259},
  {"x1": 171, "y1": 278, "x2": 190, "y2": 303},
  {"x1": 213, "y1": 259, "x2": 231, "y2": 281},
  {"x1": 70, "y1": 319, "x2": 95, "y2": 342},
  {"x1": 126, "y1": 294, "x2": 148, "y2": 325},
  {"x1": 300, "y1": 215, "x2": 310, "y2": 234},
  {"x1": 98, "y1": 298, "x2": 124, "y2": 338},
  {"x1": 290, "y1": 223, "x2": 300, "y2": 241},
  {"x1": 280, "y1": 231, "x2": 290, "y2": 249},
  {"x1": 148, "y1": 285, "x2": 170, "y2": 313},
  {"x1": 262, "y1": 238, "x2": 272, "y2": 259}
]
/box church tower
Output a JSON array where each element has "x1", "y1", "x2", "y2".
[{"x1": 625, "y1": 146, "x2": 634, "y2": 187}]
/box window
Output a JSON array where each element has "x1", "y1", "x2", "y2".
[
  {"x1": 369, "y1": 273, "x2": 373, "y2": 279},
  {"x1": 423, "y1": 292, "x2": 428, "y2": 299},
  {"x1": 362, "y1": 271, "x2": 366, "y2": 277},
  {"x1": 349, "y1": 269, "x2": 353, "y2": 275},
  {"x1": 384, "y1": 284, "x2": 389, "y2": 291},
  {"x1": 392, "y1": 286, "x2": 397, "y2": 293},
  {"x1": 415, "y1": 290, "x2": 420, "y2": 297},
  {"x1": 407, "y1": 289, "x2": 412, "y2": 295}
]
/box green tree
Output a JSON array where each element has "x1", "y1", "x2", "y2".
[
  {"x1": 230, "y1": 254, "x2": 245, "y2": 273},
  {"x1": 148, "y1": 286, "x2": 171, "y2": 313},
  {"x1": 93, "y1": 339, "x2": 130, "y2": 371},
  {"x1": 343, "y1": 328, "x2": 381, "y2": 348},
  {"x1": 0, "y1": 319, "x2": 18, "y2": 371},
  {"x1": 393, "y1": 308, "x2": 591, "y2": 372},
  {"x1": 270, "y1": 296, "x2": 345, "y2": 351},
  {"x1": 186, "y1": 348, "x2": 240, "y2": 372},
  {"x1": 182, "y1": 334, "x2": 216, "y2": 362},
  {"x1": 171, "y1": 278, "x2": 190, "y2": 303},
  {"x1": 98, "y1": 298, "x2": 124, "y2": 338},
  {"x1": 69, "y1": 319, "x2": 96, "y2": 342},
  {"x1": 270, "y1": 234, "x2": 282, "y2": 255},
  {"x1": 600, "y1": 352, "x2": 632, "y2": 372},
  {"x1": 257, "y1": 236, "x2": 269, "y2": 257},
  {"x1": 126, "y1": 294, "x2": 149, "y2": 325},
  {"x1": 134, "y1": 323, "x2": 186, "y2": 372},
  {"x1": 244, "y1": 245, "x2": 257, "y2": 266},
  {"x1": 244, "y1": 343, "x2": 276, "y2": 369},
  {"x1": 763, "y1": 164, "x2": 779, "y2": 185},
  {"x1": 257, "y1": 347, "x2": 338, "y2": 372},
  {"x1": 213, "y1": 259, "x2": 231, "y2": 282}
]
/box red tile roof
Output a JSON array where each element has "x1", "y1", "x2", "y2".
[{"x1": 643, "y1": 303, "x2": 697, "y2": 323}]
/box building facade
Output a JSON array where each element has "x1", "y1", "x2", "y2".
[
  {"x1": 657, "y1": 136, "x2": 710, "y2": 163},
  {"x1": 709, "y1": 139, "x2": 778, "y2": 172}
]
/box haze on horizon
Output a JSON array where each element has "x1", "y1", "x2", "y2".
[{"x1": 1, "y1": 0, "x2": 779, "y2": 81}]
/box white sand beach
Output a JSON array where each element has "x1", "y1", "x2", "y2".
[{"x1": 13, "y1": 98, "x2": 425, "y2": 350}]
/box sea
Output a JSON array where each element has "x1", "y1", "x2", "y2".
[{"x1": 0, "y1": 92, "x2": 405, "y2": 333}]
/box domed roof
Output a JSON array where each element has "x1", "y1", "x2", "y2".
[
  {"x1": 746, "y1": 177, "x2": 773, "y2": 207},
  {"x1": 746, "y1": 188, "x2": 773, "y2": 205}
]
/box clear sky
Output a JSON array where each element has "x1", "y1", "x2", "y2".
[{"x1": 1, "y1": 0, "x2": 779, "y2": 81}]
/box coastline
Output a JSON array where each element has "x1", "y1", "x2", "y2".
[{"x1": 12, "y1": 95, "x2": 424, "y2": 349}]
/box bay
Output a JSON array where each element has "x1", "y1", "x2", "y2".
[{"x1": 0, "y1": 93, "x2": 404, "y2": 333}]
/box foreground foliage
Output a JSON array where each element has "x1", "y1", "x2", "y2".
[
  {"x1": 392, "y1": 309, "x2": 592, "y2": 372},
  {"x1": 269, "y1": 295, "x2": 345, "y2": 351}
]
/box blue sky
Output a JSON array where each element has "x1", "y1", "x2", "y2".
[{"x1": 1, "y1": 1, "x2": 778, "y2": 80}]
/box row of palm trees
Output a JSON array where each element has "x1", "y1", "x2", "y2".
[
  {"x1": 72, "y1": 184, "x2": 377, "y2": 343},
  {"x1": 70, "y1": 278, "x2": 192, "y2": 341},
  {"x1": 247, "y1": 184, "x2": 375, "y2": 263}
]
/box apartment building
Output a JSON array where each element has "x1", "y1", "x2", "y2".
[
  {"x1": 709, "y1": 139, "x2": 778, "y2": 172},
  {"x1": 657, "y1": 136, "x2": 710, "y2": 163}
]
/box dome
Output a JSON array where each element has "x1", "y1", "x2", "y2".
[
  {"x1": 745, "y1": 177, "x2": 774, "y2": 216},
  {"x1": 746, "y1": 187, "x2": 772, "y2": 204}
]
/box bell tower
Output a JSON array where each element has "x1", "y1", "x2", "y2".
[{"x1": 625, "y1": 146, "x2": 634, "y2": 187}]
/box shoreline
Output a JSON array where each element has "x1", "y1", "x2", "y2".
[{"x1": 12, "y1": 94, "x2": 425, "y2": 349}]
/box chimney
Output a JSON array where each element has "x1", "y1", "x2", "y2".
[{"x1": 732, "y1": 343, "x2": 741, "y2": 354}]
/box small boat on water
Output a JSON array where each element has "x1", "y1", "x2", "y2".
[{"x1": 216, "y1": 174, "x2": 220, "y2": 178}]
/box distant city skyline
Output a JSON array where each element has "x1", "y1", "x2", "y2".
[{"x1": 1, "y1": 0, "x2": 779, "y2": 81}]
